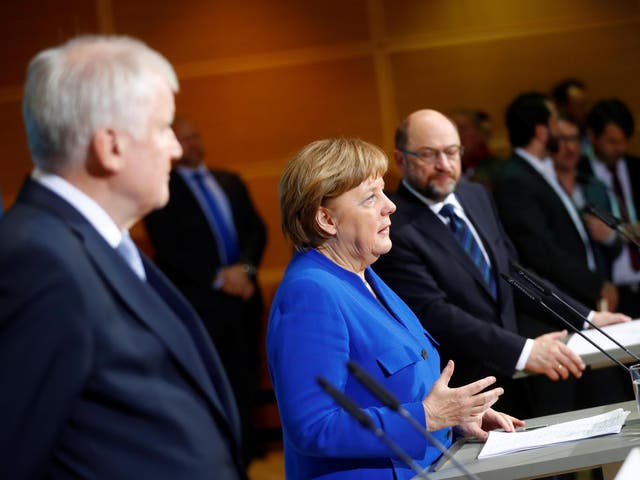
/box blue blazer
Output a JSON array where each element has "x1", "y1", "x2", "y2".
[
  {"x1": 0, "y1": 179, "x2": 245, "y2": 479},
  {"x1": 267, "y1": 249, "x2": 451, "y2": 480}
]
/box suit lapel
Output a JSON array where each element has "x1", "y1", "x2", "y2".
[
  {"x1": 19, "y1": 179, "x2": 241, "y2": 446},
  {"x1": 455, "y1": 185, "x2": 501, "y2": 301},
  {"x1": 399, "y1": 184, "x2": 496, "y2": 301},
  {"x1": 143, "y1": 258, "x2": 242, "y2": 443}
]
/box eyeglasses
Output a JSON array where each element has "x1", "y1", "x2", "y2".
[{"x1": 400, "y1": 145, "x2": 464, "y2": 164}]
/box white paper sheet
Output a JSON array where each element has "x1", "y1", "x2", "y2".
[
  {"x1": 566, "y1": 318, "x2": 640, "y2": 356},
  {"x1": 478, "y1": 408, "x2": 629, "y2": 459},
  {"x1": 615, "y1": 447, "x2": 640, "y2": 480}
]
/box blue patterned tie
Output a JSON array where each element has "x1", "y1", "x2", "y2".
[
  {"x1": 439, "y1": 204, "x2": 497, "y2": 299},
  {"x1": 192, "y1": 171, "x2": 239, "y2": 265}
]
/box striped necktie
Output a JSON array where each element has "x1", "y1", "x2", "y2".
[
  {"x1": 607, "y1": 163, "x2": 640, "y2": 270},
  {"x1": 440, "y1": 204, "x2": 497, "y2": 299}
]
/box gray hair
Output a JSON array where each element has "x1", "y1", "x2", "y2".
[{"x1": 22, "y1": 35, "x2": 179, "y2": 173}]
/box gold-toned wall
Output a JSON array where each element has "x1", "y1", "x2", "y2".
[
  {"x1": 2, "y1": 2, "x2": 640, "y2": 419},
  {"x1": 2, "y1": 0, "x2": 640, "y2": 285}
]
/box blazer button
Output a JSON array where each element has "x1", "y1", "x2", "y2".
[{"x1": 421, "y1": 349, "x2": 428, "y2": 360}]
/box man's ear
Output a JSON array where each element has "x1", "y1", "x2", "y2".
[
  {"x1": 394, "y1": 149, "x2": 406, "y2": 172},
  {"x1": 90, "y1": 128, "x2": 125, "y2": 173},
  {"x1": 315, "y1": 206, "x2": 337, "y2": 236},
  {"x1": 533, "y1": 123, "x2": 549, "y2": 144}
]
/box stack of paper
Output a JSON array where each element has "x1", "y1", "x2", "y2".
[
  {"x1": 478, "y1": 408, "x2": 629, "y2": 459},
  {"x1": 566, "y1": 319, "x2": 640, "y2": 356}
]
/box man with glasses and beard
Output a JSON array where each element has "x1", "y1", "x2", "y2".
[{"x1": 374, "y1": 108, "x2": 629, "y2": 420}]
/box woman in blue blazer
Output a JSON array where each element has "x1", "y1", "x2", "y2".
[{"x1": 267, "y1": 138, "x2": 522, "y2": 479}]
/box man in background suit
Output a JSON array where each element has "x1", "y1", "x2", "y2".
[
  {"x1": 493, "y1": 93, "x2": 633, "y2": 414},
  {"x1": 145, "y1": 117, "x2": 267, "y2": 464},
  {"x1": 373, "y1": 109, "x2": 628, "y2": 418},
  {"x1": 0, "y1": 36, "x2": 245, "y2": 479},
  {"x1": 580, "y1": 98, "x2": 640, "y2": 318},
  {"x1": 493, "y1": 92, "x2": 617, "y2": 312},
  {"x1": 552, "y1": 116, "x2": 621, "y2": 283}
]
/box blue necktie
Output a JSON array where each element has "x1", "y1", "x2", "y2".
[
  {"x1": 439, "y1": 204, "x2": 497, "y2": 299},
  {"x1": 192, "y1": 171, "x2": 239, "y2": 265},
  {"x1": 116, "y1": 233, "x2": 146, "y2": 281}
]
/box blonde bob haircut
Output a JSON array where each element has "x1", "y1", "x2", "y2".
[{"x1": 279, "y1": 138, "x2": 388, "y2": 251}]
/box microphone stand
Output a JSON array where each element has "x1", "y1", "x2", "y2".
[
  {"x1": 346, "y1": 360, "x2": 480, "y2": 480},
  {"x1": 584, "y1": 203, "x2": 640, "y2": 249},
  {"x1": 317, "y1": 376, "x2": 431, "y2": 479},
  {"x1": 500, "y1": 273, "x2": 630, "y2": 374},
  {"x1": 511, "y1": 262, "x2": 640, "y2": 363}
]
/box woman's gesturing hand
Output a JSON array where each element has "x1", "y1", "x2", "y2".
[{"x1": 422, "y1": 360, "x2": 504, "y2": 432}]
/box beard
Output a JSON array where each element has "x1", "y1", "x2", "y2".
[{"x1": 409, "y1": 177, "x2": 457, "y2": 202}]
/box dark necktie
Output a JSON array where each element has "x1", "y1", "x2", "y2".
[
  {"x1": 440, "y1": 204, "x2": 497, "y2": 299},
  {"x1": 606, "y1": 163, "x2": 640, "y2": 270},
  {"x1": 192, "y1": 171, "x2": 240, "y2": 265},
  {"x1": 116, "y1": 233, "x2": 146, "y2": 280}
]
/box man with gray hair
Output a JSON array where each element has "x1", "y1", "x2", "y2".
[{"x1": 0, "y1": 35, "x2": 245, "y2": 479}]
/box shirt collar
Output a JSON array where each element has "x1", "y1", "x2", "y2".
[
  {"x1": 31, "y1": 168, "x2": 123, "y2": 247},
  {"x1": 401, "y1": 178, "x2": 461, "y2": 216},
  {"x1": 515, "y1": 147, "x2": 555, "y2": 179}
]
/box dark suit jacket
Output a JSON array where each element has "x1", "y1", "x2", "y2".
[
  {"x1": 144, "y1": 169, "x2": 266, "y2": 464},
  {"x1": 578, "y1": 154, "x2": 640, "y2": 220},
  {"x1": 144, "y1": 169, "x2": 266, "y2": 317},
  {"x1": 145, "y1": 169, "x2": 266, "y2": 296},
  {"x1": 0, "y1": 179, "x2": 245, "y2": 479},
  {"x1": 493, "y1": 153, "x2": 605, "y2": 307},
  {"x1": 374, "y1": 182, "x2": 587, "y2": 396}
]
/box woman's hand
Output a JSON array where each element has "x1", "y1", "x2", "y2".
[
  {"x1": 422, "y1": 360, "x2": 504, "y2": 432},
  {"x1": 455, "y1": 408, "x2": 525, "y2": 441}
]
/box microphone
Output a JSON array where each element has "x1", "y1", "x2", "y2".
[
  {"x1": 346, "y1": 360, "x2": 480, "y2": 480},
  {"x1": 583, "y1": 204, "x2": 620, "y2": 229},
  {"x1": 583, "y1": 204, "x2": 640, "y2": 248},
  {"x1": 511, "y1": 262, "x2": 640, "y2": 363},
  {"x1": 500, "y1": 273, "x2": 630, "y2": 373},
  {"x1": 316, "y1": 376, "x2": 431, "y2": 479}
]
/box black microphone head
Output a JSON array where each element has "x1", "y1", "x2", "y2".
[
  {"x1": 510, "y1": 262, "x2": 551, "y2": 295},
  {"x1": 316, "y1": 376, "x2": 375, "y2": 430},
  {"x1": 500, "y1": 273, "x2": 542, "y2": 303},
  {"x1": 346, "y1": 360, "x2": 401, "y2": 411},
  {"x1": 583, "y1": 203, "x2": 621, "y2": 229}
]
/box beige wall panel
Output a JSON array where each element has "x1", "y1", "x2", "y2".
[
  {"x1": 241, "y1": 173, "x2": 288, "y2": 273},
  {"x1": 0, "y1": 100, "x2": 32, "y2": 206},
  {"x1": 171, "y1": 57, "x2": 382, "y2": 279},
  {"x1": 390, "y1": 22, "x2": 640, "y2": 155},
  {"x1": 111, "y1": 0, "x2": 370, "y2": 63},
  {"x1": 174, "y1": 57, "x2": 382, "y2": 169},
  {"x1": 1, "y1": 2, "x2": 99, "y2": 88}
]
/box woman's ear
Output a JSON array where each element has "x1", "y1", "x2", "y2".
[
  {"x1": 90, "y1": 128, "x2": 125, "y2": 173},
  {"x1": 315, "y1": 206, "x2": 337, "y2": 236}
]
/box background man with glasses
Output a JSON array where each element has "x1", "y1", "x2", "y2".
[{"x1": 374, "y1": 109, "x2": 628, "y2": 419}]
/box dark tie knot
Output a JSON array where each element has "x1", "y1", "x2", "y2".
[
  {"x1": 439, "y1": 203, "x2": 456, "y2": 219},
  {"x1": 439, "y1": 204, "x2": 460, "y2": 232}
]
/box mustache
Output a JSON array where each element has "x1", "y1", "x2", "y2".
[{"x1": 417, "y1": 177, "x2": 457, "y2": 200}]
